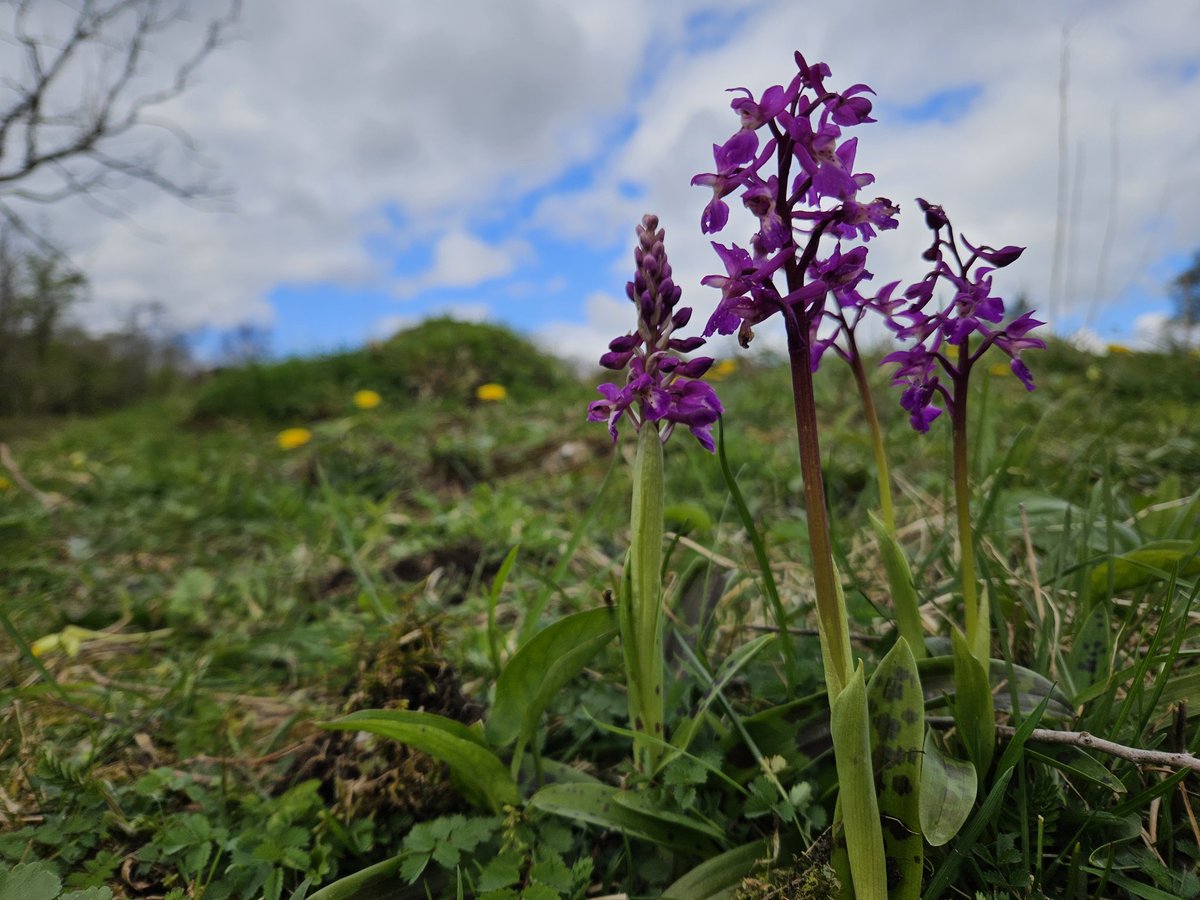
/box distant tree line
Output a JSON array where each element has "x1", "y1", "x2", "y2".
[
  {"x1": 0, "y1": 231, "x2": 190, "y2": 416},
  {"x1": 0, "y1": 0, "x2": 239, "y2": 418},
  {"x1": 1172, "y1": 251, "x2": 1200, "y2": 332}
]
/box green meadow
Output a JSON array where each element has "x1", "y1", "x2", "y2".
[{"x1": 3, "y1": 320, "x2": 1199, "y2": 899}]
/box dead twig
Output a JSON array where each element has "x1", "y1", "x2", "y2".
[
  {"x1": 997, "y1": 724, "x2": 1200, "y2": 774},
  {"x1": 0, "y1": 441, "x2": 62, "y2": 510}
]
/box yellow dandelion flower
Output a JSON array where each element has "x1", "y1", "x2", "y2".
[
  {"x1": 1106, "y1": 343, "x2": 1132, "y2": 355},
  {"x1": 476, "y1": 383, "x2": 507, "y2": 402},
  {"x1": 988, "y1": 362, "x2": 1012, "y2": 377},
  {"x1": 276, "y1": 427, "x2": 312, "y2": 450},
  {"x1": 707, "y1": 358, "x2": 738, "y2": 381},
  {"x1": 0, "y1": 475, "x2": 11, "y2": 492},
  {"x1": 353, "y1": 389, "x2": 382, "y2": 409}
]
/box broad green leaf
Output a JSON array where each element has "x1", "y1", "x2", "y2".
[
  {"x1": 917, "y1": 655, "x2": 1074, "y2": 721},
  {"x1": 865, "y1": 638, "x2": 923, "y2": 900},
  {"x1": 536, "y1": 758, "x2": 604, "y2": 785},
  {"x1": 923, "y1": 768, "x2": 1014, "y2": 900},
  {"x1": 995, "y1": 491, "x2": 1139, "y2": 552},
  {"x1": 733, "y1": 692, "x2": 830, "y2": 770},
  {"x1": 612, "y1": 790, "x2": 728, "y2": 843},
  {"x1": 733, "y1": 654, "x2": 1068, "y2": 779},
  {"x1": 61, "y1": 890, "x2": 113, "y2": 900},
  {"x1": 527, "y1": 782, "x2": 718, "y2": 856},
  {"x1": 829, "y1": 665, "x2": 887, "y2": 900},
  {"x1": 0, "y1": 863, "x2": 61, "y2": 900},
  {"x1": 869, "y1": 513, "x2": 925, "y2": 660},
  {"x1": 661, "y1": 840, "x2": 769, "y2": 900},
  {"x1": 304, "y1": 855, "x2": 406, "y2": 900},
  {"x1": 664, "y1": 501, "x2": 714, "y2": 535},
  {"x1": 1066, "y1": 601, "x2": 1110, "y2": 697},
  {"x1": 919, "y1": 731, "x2": 976, "y2": 847},
  {"x1": 1087, "y1": 539, "x2": 1200, "y2": 596},
  {"x1": 1151, "y1": 670, "x2": 1200, "y2": 718},
  {"x1": 321, "y1": 709, "x2": 517, "y2": 812},
  {"x1": 951, "y1": 629, "x2": 994, "y2": 779},
  {"x1": 484, "y1": 607, "x2": 617, "y2": 749}
]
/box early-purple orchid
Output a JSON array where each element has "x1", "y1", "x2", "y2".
[
  {"x1": 588, "y1": 215, "x2": 723, "y2": 452},
  {"x1": 692, "y1": 51, "x2": 899, "y2": 377},
  {"x1": 882, "y1": 199, "x2": 1046, "y2": 432}
]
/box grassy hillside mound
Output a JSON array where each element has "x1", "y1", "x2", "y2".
[
  {"x1": 3, "y1": 339, "x2": 1200, "y2": 897},
  {"x1": 190, "y1": 318, "x2": 577, "y2": 422}
]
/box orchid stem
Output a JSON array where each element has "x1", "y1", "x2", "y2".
[
  {"x1": 785, "y1": 308, "x2": 853, "y2": 700},
  {"x1": 626, "y1": 423, "x2": 665, "y2": 774},
  {"x1": 952, "y1": 346, "x2": 979, "y2": 648}
]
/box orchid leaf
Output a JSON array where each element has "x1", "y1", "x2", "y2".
[
  {"x1": 661, "y1": 841, "x2": 770, "y2": 900},
  {"x1": 870, "y1": 513, "x2": 926, "y2": 659},
  {"x1": 321, "y1": 709, "x2": 517, "y2": 813},
  {"x1": 1087, "y1": 539, "x2": 1200, "y2": 597},
  {"x1": 951, "y1": 629, "x2": 994, "y2": 780},
  {"x1": 527, "y1": 782, "x2": 719, "y2": 857},
  {"x1": 866, "y1": 637, "x2": 923, "y2": 899},
  {"x1": 919, "y1": 731, "x2": 976, "y2": 847},
  {"x1": 1066, "y1": 600, "x2": 1112, "y2": 697},
  {"x1": 484, "y1": 606, "x2": 617, "y2": 751},
  {"x1": 830, "y1": 664, "x2": 887, "y2": 900},
  {"x1": 918, "y1": 654, "x2": 1074, "y2": 720}
]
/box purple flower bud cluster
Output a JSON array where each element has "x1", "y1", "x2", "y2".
[
  {"x1": 882, "y1": 199, "x2": 1046, "y2": 431},
  {"x1": 693, "y1": 52, "x2": 899, "y2": 351},
  {"x1": 588, "y1": 215, "x2": 724, "y2": 452}
]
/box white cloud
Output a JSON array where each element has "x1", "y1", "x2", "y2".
[
  {"x1": 534, "y1": 0, "x2": 1200, "y2": 342},
  {"x1": 4, "y1": 0, "x2": 1198, "y2": 352},
  {"x1": 397, "y1": 230, "x2": 528, "y2": 296},
  {"x1": 1133, "y1": 312, "x2": 1171, "y2": 348},
  {"x1": 1067, "y1": 327, "x2": 1107, "y2": 354},
  {"x1": 534, "y1": 290, "x2": 632, "y2": 370},
  {"x1": 1133, "y1": 312, "x2": 1200, "y2": 350}
]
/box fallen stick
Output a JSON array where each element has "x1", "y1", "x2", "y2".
[
  {"x1": 0, "y1": 442, "x2": 61, "y2": 510},
  {"x1": 997, "y1": 724, "x2": 1200, "y2": 774}
]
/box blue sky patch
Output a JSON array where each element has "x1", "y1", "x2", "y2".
[{"x1": 891, "y1": 84, "x2": 983, "y2": 124}]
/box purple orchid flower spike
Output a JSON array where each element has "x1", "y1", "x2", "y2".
[
  {"x1": 588, "y1": 215, "x2": 723, "y2": 452},
  {"x1": 885, "y1": 199, "x2": 1045, "y2": 430},
  {"x1": 692, "y1": 53, "x2": 899, "y2": 373}
]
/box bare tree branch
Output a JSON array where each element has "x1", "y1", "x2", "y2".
[{"x1": 0, "y1": 0, "x2": 240, "y2": 244}]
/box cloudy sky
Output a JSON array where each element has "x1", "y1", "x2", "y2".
[{"x1": 6, "y1": 0, "x2": 1200, "y2": 363}]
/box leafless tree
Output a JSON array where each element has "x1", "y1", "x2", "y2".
[{"x1": 0, "y1": 0, "x2": 240, "y2": 251}]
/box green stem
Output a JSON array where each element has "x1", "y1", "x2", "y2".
[
  {"x1": 847, "y1": 342, "x2": 896, "y2": 535},
  {"x1": 952, "y1": 351, "x2": 979, "y2": 648},
  {"x1": 626, "y1": 423, "x2": 665, "y2": 774},
  {"x1": 785, "y1": 312, "x2": 852, "y2": 700}
]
